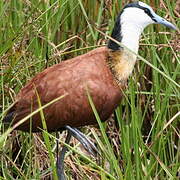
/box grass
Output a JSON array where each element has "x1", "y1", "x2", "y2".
[{"x1": 0, "y1": 0, "x2": 179, "y2": 179}]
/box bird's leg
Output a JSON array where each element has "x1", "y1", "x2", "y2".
[
  {"x1": 56, "y1": 126, "x2": 98, "y2": 180},
  {"x1": 56, "y1": 131, "x2": 71, "y2": 180},
  {"x1": 65, "y1": 125, "x2": 99, "y2": 156}
]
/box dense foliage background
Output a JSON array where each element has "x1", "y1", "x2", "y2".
[{"x1": 0, "y1": 0, "x2": 179, "y2": 179}]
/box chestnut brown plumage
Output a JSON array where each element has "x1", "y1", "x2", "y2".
[
  {"x1": 4, "y1": 47, "x2": 123, "y2": 132},
  {"x1": 3, "y1": 1, "x2": 176, "y2": 180}
]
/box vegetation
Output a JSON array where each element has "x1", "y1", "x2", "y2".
[{"x1": 0, "y1": 0, "x2": 179, "y2": 179}]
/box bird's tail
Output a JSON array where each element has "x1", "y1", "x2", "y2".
[
  {"x1": 2, "y1": 102, "x2": 17, "y2": 125},
  {"x1": 3, "y1": 111, "x2": 15, "y2": 124}
]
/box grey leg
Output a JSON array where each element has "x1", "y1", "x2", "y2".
[
  {"x1": 65, "y1": 125, "x2": 99, "y2": 156},
  {"x1": 56, "y1": 131, "x2": 71, "y2": 180},
  {"x1": 56, "y1": 126, "x2": 99, "y2": 180}
]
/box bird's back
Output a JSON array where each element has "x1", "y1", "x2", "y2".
[{"x1": 3, "y1": 47, "x2": 123, "y2": 132}]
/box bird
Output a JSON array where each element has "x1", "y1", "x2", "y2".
[{"x1": 3, "y1": 1, "x2": 176, "y2": 180}]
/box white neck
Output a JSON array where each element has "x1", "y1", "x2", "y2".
[
  {"x1": 121, "y1": 22, "x2": 143, "y2": 53},
  {"x1": 108, "y1": 18, "x2": 146, "y2": 83}
]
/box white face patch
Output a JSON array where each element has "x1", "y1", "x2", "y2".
[
  {"x1": 138, "y1": 1, "x2": 157, "y2": 19},
  {"x1": 121, "y1": 7, "x2": 154, "y2": 29},
  {"x1": 119, "y1": 7, "x2": 155, "y2": 53}
]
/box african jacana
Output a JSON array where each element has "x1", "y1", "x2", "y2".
[{"x1": 3, "y1": 1, "x2": 176, "y2": 179}]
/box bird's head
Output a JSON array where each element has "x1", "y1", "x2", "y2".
[
  {"x1": 108, "y1": 1, "x2": 177, "y2": 51},
  {"x1": 121, "y1": 1, "x2": 177, "y2": 30}
]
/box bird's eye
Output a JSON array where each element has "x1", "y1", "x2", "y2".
[{"x1": 144, "y1": 8, "x2": 149, "y2": 14}]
